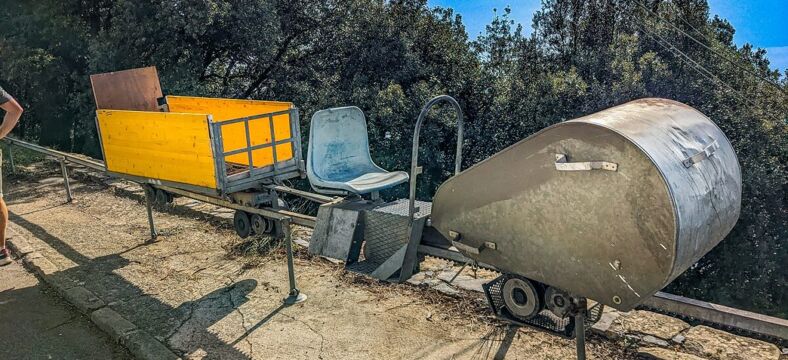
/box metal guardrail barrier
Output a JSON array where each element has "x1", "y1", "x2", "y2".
[{"x1": 3, "y1": 136, "x2": 787, "y2": 341}]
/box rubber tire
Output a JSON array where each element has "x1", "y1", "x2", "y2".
[
  {"x1": 234, "y1": 211, "x2": 252, "y2": 238},
  {"x1": 250, "y1": 214, "x2": 272, "y2": 235},
  {"x1": 502, "y1": 276, "x2": 543, "y2": 320}
]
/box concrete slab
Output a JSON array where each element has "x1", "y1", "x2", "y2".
[
  {"x1": 637, "y1": 347, "x2": 705, "y2": 360},
  {"x1": 607, "y1": 310, "x2": 691, "y2": 340},
  {"x1": 682, "y1": 325, "x2": 780, "y2": 360}
]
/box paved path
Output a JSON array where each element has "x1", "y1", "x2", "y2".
[{"x1": 0, "y1": 259, "x2": 130, "y2": 360}]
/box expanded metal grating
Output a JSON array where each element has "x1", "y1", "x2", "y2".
[
  {"x1": 362, "y1": 199, "x2": 431, "y2": 263},
  {"x1": 346, "y1": 199, "x2": 432, "y2": 278},
  {"x1": 483, "y1": 274, "x2": 604, "y2": 338}
]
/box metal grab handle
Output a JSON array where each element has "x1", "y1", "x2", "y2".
[
  {"x1": 408, "y1": 95, "x2": 464, "y2": 220},
  {"x1": 555, "y1": 154, "x2": 618, "y2": 171},
  {"x1": 682, "y1": 140, "x2": 719, "y2": 168}
]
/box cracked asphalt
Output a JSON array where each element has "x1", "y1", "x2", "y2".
[
  {"x1": 3, "y1": 164, "x2": 633, "y2": 359},
  {"x1": 0, "y1": 259, "x2": 131, "y2": 359}
]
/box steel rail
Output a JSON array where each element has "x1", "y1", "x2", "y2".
[
  {"x1": 157, "y1": 185, "x2": 316, "y2": 227},
  {"x1": 4, "y1": 137, "x2": 106, "y2": 171},
  {"x1": 642, "y1": 292, "x2": 788, "y2": 340},
  {"x1": 4, "y1": 137, "x2": 786, "y2": 341},
  {"x1": 264, "y1": 184, "x2": 334, "y2": 204}
]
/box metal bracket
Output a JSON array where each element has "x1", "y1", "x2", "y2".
[
  {"x1": 449, "y1": 231, "x2": 497, "y2": 255},
  {"x1": 682, "y1": 140, "x2": 718, "y2": 168},
  {"x1": 555, "y1": 154, "x2": 617, "y2": 172}
]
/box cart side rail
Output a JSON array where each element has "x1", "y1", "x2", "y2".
[
  {"x1": 211, "y1": 108, "x2": 304, "y2": 194},
  {"x1": 166, "y1": 96, "x2": 297, "y2": 169}
]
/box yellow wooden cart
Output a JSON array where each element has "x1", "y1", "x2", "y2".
[{"x1": 91, "y1": 67, "x2": 304, "y2": 199}]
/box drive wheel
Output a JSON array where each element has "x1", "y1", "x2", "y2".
[
  {"x1": 233, "y1": 211, "x2": 252, "y2": 238},
  {"x1": 502, "y1": 276, "x2": 543, "y2": 320},
  {"x1": 250, "y1": 214, "x2": 272, "y2": 235}
]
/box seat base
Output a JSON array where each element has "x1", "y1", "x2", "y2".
[{"x1": 312, "y1": 170, "x2": 409, "y2": 195}]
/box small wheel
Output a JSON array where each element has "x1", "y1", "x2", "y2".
[
  {"x1": 502, "y1": 276, "x2": 543, "y2": 320},
  {"x1": 233, "y1": 210, "x2": 252, "y2": 238},
  {"x1": 250, "y1": 214, "x2": 273, "y2": 235},
  {"x1": 545, "y1": 286, "x2": 572, "y2": 318},
  {"x1": 155, "y1": 189, "x2": 169, "y2": 205},
  {"x1": 165, "y1": 191, "x2": 174, "y2": 204}
]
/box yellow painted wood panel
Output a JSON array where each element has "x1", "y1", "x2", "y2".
[
  {"x1": 166, "y1": 96, "x2": 294, "y2": 167},
  {"x1": 96, "y1": 110, "x2": 217, "y2": 189}
]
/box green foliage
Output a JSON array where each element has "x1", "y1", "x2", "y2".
[{"x1": 0, "y1": 0, "x2": 784, "y2": 316}]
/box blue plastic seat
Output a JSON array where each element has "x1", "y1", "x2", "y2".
[{"x1": 307, "y1": 107, "x2": 409, "y2": 195}]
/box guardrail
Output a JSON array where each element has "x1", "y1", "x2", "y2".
[{"x1": 3, "y1": 136, "x2": 787, "y2": 342}]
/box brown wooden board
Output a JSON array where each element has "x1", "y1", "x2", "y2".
[{"x1": 90, "y1": 66, "x2": 163, "y2": 111}]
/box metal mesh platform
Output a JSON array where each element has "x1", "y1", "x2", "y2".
[
  {"x1": 483, "y1": 275, "x2": 604, "y2": 338},
  {"x1": 346, "y1": 199, "x2": 431, "y2": 279}
]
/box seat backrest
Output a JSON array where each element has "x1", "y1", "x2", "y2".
[{"x1": 307, "y1": 107, "x2": 382, "y2": 184}]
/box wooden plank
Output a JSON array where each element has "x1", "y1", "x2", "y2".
[
  {"x1": 166, "y1": 96, "x2": 294, "y2": 167},
  {"x1": 96, "y1": 110, "x2": 217, "y2": 189},
  {"x1": 90, "y1": 67, "x2": 163, "y2": 111}
]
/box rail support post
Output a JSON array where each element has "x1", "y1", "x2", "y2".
[
  {"x1": 282, "y1": 218, "x2": 306, "y2": 305},
  {"x1": 574, "y1": 298, "x2": 587, "y2": 360},
  {"x1": 7, "y1": 145, "x2": 16, "y2": 175},
  {"x1": 59, "y1": 158, "x2": 73, "y2": 203},
  {"x1": 144, "y1": 186, "x2": 158, "y2": 240}
]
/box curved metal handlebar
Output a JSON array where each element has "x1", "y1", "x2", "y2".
[{"x1": 408, "y1": 95, "x2": 464, "y2": 220}]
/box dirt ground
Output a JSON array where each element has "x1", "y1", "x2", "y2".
[{"x1": 4, "y1": 163, "x2": 634, "y2": 359}]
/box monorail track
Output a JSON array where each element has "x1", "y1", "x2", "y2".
[{"x1": 4, "y1": 137, "x2": 786, "y2": 343}]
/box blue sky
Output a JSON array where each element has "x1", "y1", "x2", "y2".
[{"x1": 429, "y1": 0, "x2": 788, "y2": 72}]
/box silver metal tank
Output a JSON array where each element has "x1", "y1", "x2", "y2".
[{"x1": 431, "y1": 98, "x2": 741, "y2": 310}]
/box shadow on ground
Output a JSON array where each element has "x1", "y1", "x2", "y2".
[{"x1": 8, "y1": 208, "x2": 279, "y2": 359}]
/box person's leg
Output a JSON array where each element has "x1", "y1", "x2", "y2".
[
  {"x1": 0, "y1": 197, "x2": 6, "y2": 247},
  {"x1": 0, "y1": 198, "x2": 9, "y2": 266},
  {"x1": 0, "y1": 147, "x2": 9, "y2": 266}
]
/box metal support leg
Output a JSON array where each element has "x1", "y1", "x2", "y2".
[
  {"x1": 270, "y1": 189, "x2": 282, "y2": 237},
  {"x1": 282, "y1": 218, "x2": 306, "y2": 305},
  {"x1": 575, "y1": 298, "x2": 587, "y2": 360},
  {"x1": 8, "y1": 146, "x2": 15, "y2": 175},
  {"x1": 144, "y1": 188, "x2": 158, "y2": 240},
  {"x1": 59, "y1": 159, "x2": 72, "y2": 203}
]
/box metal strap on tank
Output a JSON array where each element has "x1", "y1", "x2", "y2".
[
  {"x1": 554, "y1": 154, "x2": 618, "y2": 171},
  {"x1": 682, "y1": 140, "x2": 719, "y2": 168}
]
